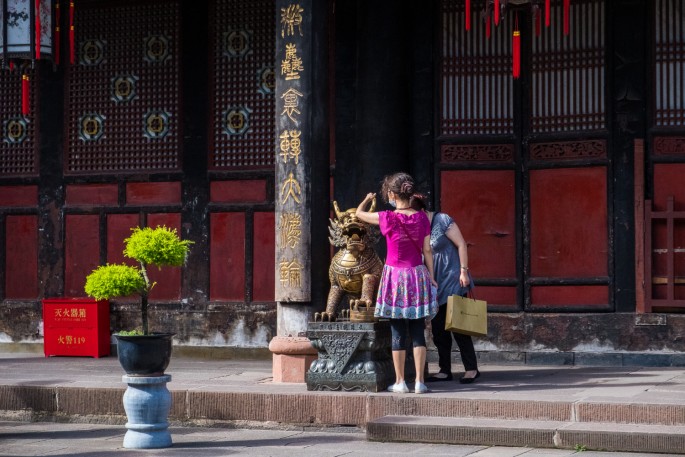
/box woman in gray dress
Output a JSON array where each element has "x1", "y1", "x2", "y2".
[{"x1": 412, "y1": 195, "x2": 480, "y2": 384}]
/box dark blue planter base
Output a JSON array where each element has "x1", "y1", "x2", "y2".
[{"x1": 122, "y1": 374, "x2": 172, "y2": 449}]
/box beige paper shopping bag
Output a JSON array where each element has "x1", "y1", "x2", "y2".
[{"x1": 445, "y1": 294, "x2": 488, "y2": 337}]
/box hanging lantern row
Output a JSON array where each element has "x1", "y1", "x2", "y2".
[
  {"x1": 1, "y1": 0, "x2": 76, "y2": 115},
  {"x1": 463, "y1": 0, "x2": 571, "y2": 79}
]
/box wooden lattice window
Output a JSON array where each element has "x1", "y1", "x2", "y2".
[
  {"x1": 440, "y1": 0, "x2": 514, "y2": 136},
  {"x1": 655, "y1": 0, "x2": 685, "y2": 127},
  {"x1": 0, "y1": 68, "x2": 37, "y2": 177},
  {"x1": 65, "y1": 1, "x2": 181, "y2": 175},
  {"x1": 531, "y1": 0, "x2": 606, "y2": 133},
  {"x1": 210, "y1": 0, "x2": 275, "y2": 170}
]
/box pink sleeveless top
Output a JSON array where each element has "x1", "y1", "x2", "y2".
[{"x1": 378, "y1": 210, "x2": 430, "y2": 268}]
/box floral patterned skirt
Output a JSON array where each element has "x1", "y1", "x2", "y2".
[{"x1": 374, "y1": 264, "x2": 437, "y2": 319}]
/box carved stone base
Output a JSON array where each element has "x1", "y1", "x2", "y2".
[
  {"x1": 269, "y1": 336, "x2": 318, "y2": 383},
  {"x1": 306, "y1": 321, "x2": 395, "y2": 392}
]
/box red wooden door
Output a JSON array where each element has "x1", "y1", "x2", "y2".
[{"x1": 438, "y1": 0, "x2": 610, "y2": 311}]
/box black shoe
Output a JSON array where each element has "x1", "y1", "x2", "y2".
[
  {"x1": 459, "y1": 370, "x2": 480, "y2": 384},
  {"x1": 426, "y1": 372, "x2": 453, "y2": 382}
]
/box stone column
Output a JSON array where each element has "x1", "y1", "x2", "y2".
[{"x1": 270, "y1": 0, "x2": 329, "y2": 383}]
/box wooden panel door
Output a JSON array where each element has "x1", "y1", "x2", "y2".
[{"x1": 438, "y1": 0, "x2": 610, "y2": 311}]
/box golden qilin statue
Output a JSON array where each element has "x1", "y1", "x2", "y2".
[{"x1": 316, "y1": 200, "x2": 383, "y2": 322}]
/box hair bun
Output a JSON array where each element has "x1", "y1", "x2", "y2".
[{"x1": 401, "y1": 182, "x2": 414, "y2": 194}]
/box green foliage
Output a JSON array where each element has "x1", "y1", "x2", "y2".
[
  {"x1": 84, "y1": 226, "x2": 193, "y2": 335},
  {"x1": 84, "y1": 264, "x2": 145, "y2": 300},
  {"x1": 574, "y1": 444, "x2": 587, "y2": 452},
  {"x1": 124, "y1": 226, "x2": 193, "y2": 268},
  {"x1": 116, "y1": 329, "x2": 144, "y2": 336}
]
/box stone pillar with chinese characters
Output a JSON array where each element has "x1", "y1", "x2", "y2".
[{"x1": 269, "y1": 0, "x2": 329, "y2": 383}]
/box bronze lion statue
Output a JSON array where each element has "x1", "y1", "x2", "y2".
[{"x1": 315, "y1": 200, "x2": 384, "y2": 322}]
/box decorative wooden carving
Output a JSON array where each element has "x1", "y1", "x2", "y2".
[
  {"x1": 653, "y1": 137, "x2": 685, "y2": 156},
  {"x1": 210, "y1": 0, "x2": 275, "y2": 170},
  {"x1": 66, "y1": 1, "x2": 181, "y2": 174},
  {"x1": 440, "y1": 1, "x2": 514, "y2": 136},
  {"x1": 532, "y1": 0, "x2": 606, "y2": 133},
  {"x1": 530, "y1": 140, "x2": 607, "y2": 161},
  {"x1": 654, "y1": 0, "x2": 685, "y2": 128},
  {"x1": 441, "y1": 144, "x2": 514, "y2": 163}
]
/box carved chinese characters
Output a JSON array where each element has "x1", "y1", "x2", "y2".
[{"x1": 275, "y1": 2, "x2": 311, "y2": 301}]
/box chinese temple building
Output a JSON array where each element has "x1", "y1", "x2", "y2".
[{"x1": 1, "y1": 0, "x2": 684, "y2": 368}]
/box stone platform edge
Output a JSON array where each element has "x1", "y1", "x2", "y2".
[
  {"x1": 2, "y1": 385, "x2": 685, "y2": 428},
  {"x1": 4, "y1": 342, "x2": 685, "y2": 367}
]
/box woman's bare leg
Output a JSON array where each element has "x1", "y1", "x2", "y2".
[{"x1": 392, "y1": 350, "x2": 406, "y2": 383}]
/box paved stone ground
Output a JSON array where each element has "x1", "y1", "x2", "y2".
[
  {"x1": 0, "y1": 421, "x2": 682, "y2": 457},
  {"x1": 2, "y1": 352, "x2": 685, "y2": 456}
]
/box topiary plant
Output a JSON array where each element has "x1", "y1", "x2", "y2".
[{"x1": 85, "y1": 226, "x2": 193, "y2": 335}]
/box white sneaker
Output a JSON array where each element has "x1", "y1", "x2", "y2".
[
  {"x1": 387, "y1": 381, "x2": 409, "y2": 393},
  {"x1": 415, "y1": 382, "x2": 429, "y2": 394}
]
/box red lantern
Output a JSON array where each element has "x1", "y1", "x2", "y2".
[
  {"x1": 545, "y1": 0, "x2": 551, "y2": 27},
  {"x1": 35, "y1": 0, "x2": 41, "y2": 59},
  {"x1": 69, "y1": 1, "x2": 76, "y2": 64},
  {"x1": 465, "y1": 0, "x2": 471, "y2": 31},
  {"x1": 22, "y1": 74, "x2": 30, "y2": 115},
  {"x1": 512, "y1": 15, "x2": 520, "y2": 79}
]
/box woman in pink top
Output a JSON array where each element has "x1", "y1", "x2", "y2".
[{"x1": 356, "y1": 173, "x2": 438, "y2": 394}]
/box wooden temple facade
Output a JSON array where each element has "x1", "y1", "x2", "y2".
[{"x1": 1, "y1": 0, "x2": 684, "y2": 358}]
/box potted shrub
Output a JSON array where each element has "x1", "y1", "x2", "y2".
[{"x1": 85, "y1": 226, "x2": 193, "y2": 376}]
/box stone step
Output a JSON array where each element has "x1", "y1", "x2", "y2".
[
  {"x1": 366, "y1": 415, "x2": 685, "y2": 454},
  {"x1": 4, "y1": 384, "x2": 685, "y2": 430},
  {"x1": 367, "y1": 395, "x2": 685, "y2": 426}
]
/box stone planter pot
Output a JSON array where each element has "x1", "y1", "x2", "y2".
[{"x1": 115, "y1": 333, "x2": 174, "y2": 376}]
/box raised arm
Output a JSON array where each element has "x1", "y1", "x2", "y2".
[{"x1": 355, "y1": 193, "x2": 380, "y2": 226}]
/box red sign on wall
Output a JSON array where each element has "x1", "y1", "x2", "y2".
[{"x1": 42, "y1": 298, "x2": 110, "y2": 358}]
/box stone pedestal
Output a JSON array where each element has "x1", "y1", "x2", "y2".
[
  {"x1": 306, "y1": 321, "x2": 395, "y2": 392},
  {"x1": 269, "y1": 336, "x2": 318, "y2": 383},
  {"x1": 122, "y1": 375, "x2": 172, "y2": 449}
]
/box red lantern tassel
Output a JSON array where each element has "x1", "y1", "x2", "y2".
[
  {"x1": 9, "y1": 61, "x2": 15, "y2": 71},
  {"x1": 69, "y1": 1, "x2": 75, "y2": 64},
  {"x1": 35, "y1": 0, "x2": 41, "y2": 59},
  {"x1": 485, "y1": 13, "x2": 491, "y2": 39},
  {"x1": 563, "y1": 0, "x2": 570, "y2": 35},
  {"x1": 465, "y1": 0, "x2": 471, "y2": 31},
  {"x1": 494, "y1": 0, "x2": 500, "y2": 26},
  {"x1": 22, "y1": 74, "x2": 30, "y2": 116},
  {"x1": 545, "y1": 0, "x2": 551, "y2": 27},
  {"x1": 55, "y1": 2, "x2": 61, "y2": 65},
  {"x1": 512, "y1": 17, "x2": 521, "y2": 79},
  {"x1": 535, "y1": 8, "x2": 541, "y2": 36}
]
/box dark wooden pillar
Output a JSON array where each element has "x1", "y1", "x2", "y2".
[
  {"x1": 38, "y1": 63, "x2": 66, "y2": 299},
  {"x1": 274, "y1": 0, "x2": 330, "y2": 307},
  {"x1": 271, "y1": 0, "x2": 329, "y2": 382},
  {"x1": 180, "y1": 0, "x2": 210, "y2": 306},
  {"x1": 408, "y1": 0, "x2": 436, "y2": 197},
  {"x1": 333, "y1": 0, "x2": 412, "y2": 209},
  {"x1": 610, "y1": 0, "x2": 648, "y2": 312}
]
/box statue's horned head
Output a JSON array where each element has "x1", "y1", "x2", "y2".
[{"x1": 328, "y1": 200, "x2": 379, "y2": 250}]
